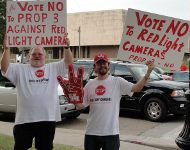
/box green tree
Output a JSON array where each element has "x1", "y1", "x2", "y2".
[
  {"x1": 0, "y1": 1, "x2": 19, "y2": 54},
  {"x1": 0, "y1": 0, "x2": 6, "y2": 49}
]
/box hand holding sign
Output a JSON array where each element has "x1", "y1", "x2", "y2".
[
  {"x1": 57, "y1": 64, "x2": 84, "y2": 104},
  {"x1": 146, "y1": 60, "x2": 155, "y2": 73},
  {"x1": 144, "y1": 60, "x2": 155, "y2": 79},
  {"x1": 64, "y1": 33, "x2": 70, "y2": 48}
]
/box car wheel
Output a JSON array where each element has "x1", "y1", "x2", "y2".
[{"x1": 144, "y1": 97, "x2": 167, "y2": 122}]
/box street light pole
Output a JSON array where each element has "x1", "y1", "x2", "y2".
[{"x1": 78, "y1": 26, "x2": 81, "y2": 58}]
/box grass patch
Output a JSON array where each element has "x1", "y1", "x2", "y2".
[
  {"x1": 0, "y1": 134, "x2": 14, "y2": 150},
  {"x1": 0, "y1": 134, "x2": 82, "y2": 150}
]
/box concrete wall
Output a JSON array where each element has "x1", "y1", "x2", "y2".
[
  {"x1": 89, "y1": 45, "x2": 119, "y2": 58},
  {"x1": 68, "y1": 9, "x2": 126, "y2": 46},
  {"x1": 67, "y1": 9, "x2": 127, "y2": 59}
]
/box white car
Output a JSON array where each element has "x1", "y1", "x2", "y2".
[{"x1": 0, "y1": 71, "x2": 80, "y2": 119}]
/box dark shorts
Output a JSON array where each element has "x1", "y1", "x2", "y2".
[
  {"x1": 13, "y1": 121, "x2": 56, "y2": 150},
  {"x1": 84, "y1": 134, "x2": 120, "y2": 150}
]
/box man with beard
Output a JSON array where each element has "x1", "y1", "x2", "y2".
[
  {"x1": 0, "y1": 35, "x2": 73, "y2": 150},
  {"x1": 76, "y1": 53, "x2": 154, "y2": 150}
]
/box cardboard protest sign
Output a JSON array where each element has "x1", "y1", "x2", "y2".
[
  {"x1": 117, "y1": 8, "x2": 190, "y2": 71},
  {"x1": 6, "y1": 0, "x2": 67, "y2": 47}
]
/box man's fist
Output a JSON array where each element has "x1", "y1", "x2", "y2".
[{"x1": 57, "y1": 64, "x2": 84, "y2": 104}]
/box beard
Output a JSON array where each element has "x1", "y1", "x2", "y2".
[
  {"x1": 30, "y1": 60, "x2": 44, "y2": 67},
  {"x1": 96, "y1": 66, "x2": 109, "y2": 76}
]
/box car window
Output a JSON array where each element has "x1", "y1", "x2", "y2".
[
  {"x1": 112, "y1": 64, "x2": 136, "y2": 82},
  {"x1": 154, "y1": 67, "x2": 165, "y2": 75},
  {"x1": 113, "y1": 65, "x2": 132, "y2": 76},
  {"x1": 172, "y1": 72, "x2": 189, "y2": 82},
  {"x1": 73, "y1": 63, "x2": 93, "y2": 79},
  {"x1": 63, "y1": 62, "x2": 93, "y2": 79},
  {"x1": 129, "y1": 65, "x2": 161, "y2": 81}
]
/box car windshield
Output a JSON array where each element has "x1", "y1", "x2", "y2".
[
  {"x1": 129, "y1": 65, "x2": 161, "y2": 81},
  {"x1": 154, "y1": 67, "x2": 165, "y2": 75},
  {"x1": 73, "y1": 63, "x2": 92, "y2": 79},
  {"x1": 64, "y1": 62, "x2": 93, "y2": 79},
  {"x1": 172, "y1": 72, "x2": 189, "y2": 82}
]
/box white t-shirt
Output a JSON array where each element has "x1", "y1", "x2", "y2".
[
  {"x1": 3, "y1": 60, "x2": 66, "y2": 125},
  {"x1": 83, "y1": 75, "x2": 134, "y2": 136}
]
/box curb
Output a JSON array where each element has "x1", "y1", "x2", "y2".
[{"x1": 120, "y1": 135, "x2": 180, "y2": 150}]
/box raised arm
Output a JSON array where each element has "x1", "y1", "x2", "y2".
[
  {"x1": 63, "y1": 35, "x2": 73, "y2": 67},
  {"x1": 0, "y1": 35, "x2": 10, "y2": 73},
  {"x1": 131, "y1": 61, "x2": 154, "y2": 92}
]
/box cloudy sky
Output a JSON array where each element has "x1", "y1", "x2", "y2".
[
  {"x1": 67, "y1": 0, "x2": 190, "y2": 20},
  {"x1": 14, "y1": 0, "x2": 190, "y2": 20}
]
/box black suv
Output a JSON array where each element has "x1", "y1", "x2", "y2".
[{"x1": 81, "y1": 61, "x2": 189, "y2": 122}]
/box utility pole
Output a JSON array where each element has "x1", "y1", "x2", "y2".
[{"x1": 78, "y1": 26, "x2": 81, "y2": 58}]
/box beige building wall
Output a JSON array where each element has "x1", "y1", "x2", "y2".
[
  {"x1": 68, "y1": 9, "x2": 126, "y2": 46},
  {"x1": 89, "y1": 46, "x2": 119, "y2": 58},
  {"x1": 67, "y1": 9, "x2": 127, "y2": 59}
]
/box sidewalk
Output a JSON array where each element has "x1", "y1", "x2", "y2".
[
  {"x1": 0, "y1": 121, "x2": 180, "y2": 150},
  {"x1": 54, "y1": 127, "x2": 180, "y2": 150}
]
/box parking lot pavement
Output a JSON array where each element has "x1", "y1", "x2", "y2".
[{"x1": 0, "y1": 121, "x2": 180, "y2": 150}]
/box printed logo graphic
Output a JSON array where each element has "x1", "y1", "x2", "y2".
[
  {"x1": 35, "y1": 69, "x2": 44, "y2": 78},
  {"x1": 95, "y1": 85, "x2": 106, "y2": 95}
]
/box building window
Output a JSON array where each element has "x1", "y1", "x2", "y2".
[
  {"x1": 74, "y1": 47, "x2": 77, "y2": 58},
  {"x1": 47, "y1": 50, "x2": 53, "y2": 59},
  {"x1": 87, "y1": 47, "x2": 90, "y2": 58},
  {"x1": 82, "y1": 47, "x2": 85, "y2": 58}
]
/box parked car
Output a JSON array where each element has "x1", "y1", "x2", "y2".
[
  {"x1": 85, "y1": 62, "x2": 189, "y2": 122},
  {"x1": 73, "y1": 60, "x2": 93, "y2": 79},
  {"x1": 0, "y1": 71, "x2": 80, "y2": 119}
]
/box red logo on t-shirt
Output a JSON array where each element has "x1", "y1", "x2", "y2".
[
  {"x1": 95, "y1": 85, "x2": 106, "y2": 95},
  {"x1": 35, "y1": 70, "x2": 44, "y2": 78}
]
